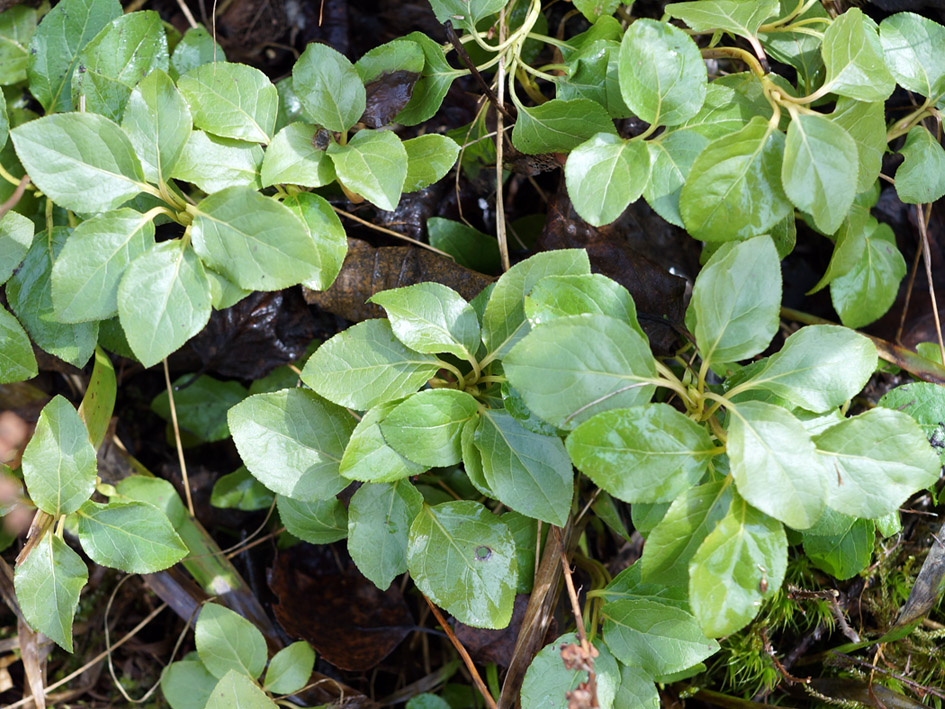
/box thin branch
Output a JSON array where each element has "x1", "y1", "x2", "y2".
[
  {"x1": 163, "y1": 359, "x2": 194, "y2": 517},
  {"x1": 331, "y1": 206, "x2": 455, "y2": 259},
  {"x1": 916, "y1": 204, "x2": 945, "y2": 364},
  {"x1": 0, "y1": 175, "x2": 30, "y2": 221},
  {"x1": 444, "y1": 21, "x2": 515, "y2": 121}
]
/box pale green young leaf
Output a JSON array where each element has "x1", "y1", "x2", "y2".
[
  {"x1": 687, "y1": 235, "x2": 780, "y2": 366},
  {"x1": 0, "y1": 210, "x2": 33, "y2": 285},
  {"x1": 205, "y1": 269, "x2": 251, "y2": 311},
  {"x1": 567, "y1": 404, "x2": 716, "y2": 504},
  {"x1": 830, "y1": 98, "x2": 885, "y2": 194},
  {"x1": 10, "y1": 112, "x2": 145, "y2": 213},
  {"x1": 178, "y1": 62, "x2": 277, "y2": 143},
  {"x1": 737, "y1": 325, "x2": 877, "y2": 412},
  {"x1": 396, "y1": 31, "x2": 459, "y2": 126},
  {"x1": 190, "y1": 185, "x2": 321, "y2": 290},
  {"x1": 0, "y1": 6, "x2": 36, "y2": 86},
  {"x1": 72, "y1": 10, "x2": 168, "y2": 121},
  {"x1": 564, "y1": 132, "x2": 650, "y2": 227},
  {"x1": 151, "y1": 374, "x2": 247, "y2": 443},
  {"x1": 0, "y1": 305, "x2": 36, "y2": 383},
  {"x1": 511, "y1": 98, "x2": 616, "y2": 155},
  {"x1": 476, "y1": 409, "x2": 573, "y2": 527},
  {"x1": 403, "y1": 134, "x2": 460, "y2": 192},
  {"x1": 640, "y1": 480, "x2": 733, "y2": 586},
  {"x1": 26, "y1": 0, "x2": 121, "y2": 113},
  {"x1": 369, "y1": 282, "x2": 480, "y2": 359},
  {"x1": 195, "y1": 603, "x2": 268, "y2": 679},
  {"x1": 665, "y1": 0, "x2": 778, "y2": 38},
  {"x1": 260, "y1": 122, "x2": 335, "y2": 188},
  {"x1": 170, "y1": 131, "x2": 262, "y2": 193},
  {"x1": 618, "y1": 18, "x2": 706, "y2": 127},
  {"x1": 427, "y1": 217, "x2": 500, "y2": 273},
  {"x1": 282, "y1": 192, "x2": 347, "y2": 291},
  {"x1": 292, "y1": 42, "x2": 365, "y2": 133},
  {"x1": 52, "y1": 208, "x2": 154, "y2": 323},
  {"x1": 688, "y1": 497, "x2": 787, "y2": 636},
  {"x1": 481, "y1": 249, "x2": 591, "y2": 359},
  {"x1": 601, "y1": 598, "x2": 719, "y2": 675},
  {"x1": 644, "y1": 129, "x2": 710, "y2": 228},
  {"x1": 381, "y1": 389, "x2": 479, "y2": 467},
  {"x1": 161, "y1": 660, "x2": 218, "y2": 709},
  {"x1": 680, "y1": 117, "x2": 791, "y2": 241},
  {"x1": 524, "y1": 273, "x2": 644, "y2": 338},
  {"x1": 504, "y1": 314, "x2": 657, "y2": 430},
  {"x1": 521, "y1": 633, "x2": 620, "y2": 709},
  {"x1": 557, "y1": 39, "x2": 629, "y2": 119},
  {"x1": 407, "y1": 500, "x2": 517, "y2": 629},
  {"x1": 121, "y1": 68, "x2": 192, "y2": 184},
  {"x1": 77, "y1": 500, "x2": 187, "y2": 573},
  {"x1": 347, "y1": 480, "x2": 423, "y2": 590},
  {"x1": 802, "y1": 518, "x2": 874, "y2": 580},
  {"x1": 821, "y1": 8, "x2": 895, "y2": 102},
  {"x1": 462, "y1": 415, "x2": 492, "y2": 496},
  {"x1": 117, "y1": 240, "x2": 211, "y2": 368},
  {"x1": 340, "y1": 400, "x2": 428, "y2": 482},
  {"x1": 211, "y1": 468, "x2": 273, "y2": 511},
  {"x1": 830, "y1": 221, "x2": 906, "y2": 328},
  {"x1": 264, "y1": 642, "x2": 315, "y2": 695},
  {"x1": 727, "y1": 400, "x2": 827, "y2": 529},
  {"x1": 276, "y1": 495, "x2": 347, "y2": 544},
  {"x1": 895, "y1": 125, "x2": 945, "y2": 204},
  {"x1": 678, "y1": 78, "x2": 766, "y2": 140},
  {"x1": 14, "y1": 533, "x2": 87, "y2": 652},
  {"x1": 327, "y1": 129, "x2": 407, "y2": 211},
  {"x1": 205, "y1": 670, "x2": 277, "y2": 709},
  {"x1": 301, "y1": 319, "x2": 441, "y2": 410},
  {"x1": 879, "y1": 12, "x2": 945, "y2": 99},
  {"x1": 782, "y1": 113, "x2": 858, "y2": 235},
  {"x1": 573, "y1": 0, "x2": 619, "y2": 22},
  {"x1": 170, "y1": 24, "x2": 224, "y2": 79},
  {"x1": 228, "y1": 388, "x2": 354, "y2": 501},
  {"x1": 815, "y1": 408, "x2": 940, "y2": 519}
]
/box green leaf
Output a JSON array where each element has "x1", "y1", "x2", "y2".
[
  {"x1": 210, "y1": 467, "x2": 274, "y2": 511},
  {"x1": 475, "y1": 409, "x2": 573, "y2": 527},
  {"x1": 14, "y1": 533, "x2": 87, "y2": 652},
  {"x1": 190, "y1": 185, "x2": 321, "y2": 290},
  {"x1": 564, "y1": 133, "x2": 650, "y2": 227},
  {"x1": 170, "y1": 130, "x2": 262, "y2": 193},
  {"x1": 10, "y1": 112, "x2": 145, "y2": 213},
  {"x1": 895, "y1": 125, "x2": 945, "y2": 204},
  {"x1": 21, "y1": 394, "x2": 96, "y2": 515},
  {"x1": 504, "y1": 314, "x2": 657, "y2": 430},
  {"x1": 803, "y1": 518, "x2": 874, "y2": 580},
  {"x1": 782, "y1": 113, "x2": 858, "y2": 235},
  {"x1": 228, "y1": 388, "x2": 354, "y2": 501},
  {"x1": 117, "y1": 240, "x2": 212, "y2": 368},
  {"x1": 0, "y1": 6, "x2": 37, "y2": 86},
  {"x1": 151, "y1": 374, "x2": 247, "y2": 443},
  {"x1": 327, "y1": 129, "x2": 407, "y2": 211},
  {"x1": 355, "y1": 37, "x2": 424, "y2": 84},
  {"x1": 276, "y1": 495, "x2": 348, "y2": 544},
  {"x1": 557, "y1": 40, "x2": 629, "y2": 119},
  {"x1": 879, "y1": 381, "x2": 945, "y2": 463},
  {"x1": 369, "y1": 282, "x2": 480, "y2": 359},
  {"x1": 665, "y1": 0, "x2": 778, "y2": 38},
  {"x1": 821, "y1": 8, "x2": 895, "y2": 102},
  {"x1": 339, "y1": 400, "x2": 428, "y2": 482},
  {"x1": 381, "y1": 389, "x2": 479, "y2": 467},
  {"x1": 644, "y1": 129, "x2": 710, "y2": 228},
  {"x1": 427, "y1": 217, "x2": 500, "y2": 273},
  {"x1": 688, "y1": 497, "x2": 787, "y2": 637},
  {"x1": 396, "y1": 31, "x2": 460, "y2": 126},
  {"x1": 77, "y1": 500, "x2": 187, "y2": 573},
  {"x1": 0, "y1": 305, "x2": 37, "y2": 383},
  {"x1": 121, "y1": 68, "x2": 192, "y2": 185},
  {"x1": 292, "y1": 42, "x2": 365, "y2": 133},
  {"x1": 403, "y1": 134, "x2": 460, "y2": 192},
  {"x1": 567, "y1": 403, "x2": 716, "y2": 504},
  {"x1": 687, "y1": 234, "x2": 780, "y2": 367},
  {"x1": 830, "y1": 221, "x2": 906, "y2": 329},
  {"x1": 407, "y1": 500, "x2": 517, "y2": 629},
  {"x1": 72, "y1": 10, "x2": 169, "y2": 121},
  {"x1": 737, "y1": 325, "x2": 877, "y2": 412},
  {"x1": 161, "y1": 660, "x2": 218, "y2": 709},
  {"x1": 427, "y1": 0, "x2": 507, "y2": 26},
  {"x1": 26, "y1": 0, "x2": 121, "y2": 113},
  {"x1": 205, "y1": 671, "x2": 277, "y2": 709},
  {"x1": 678, "y1": 77, "x2": 767, "y2": 140},
  {"x1": 521, "y1": 633, "x2": 620, "y2": 709},
  {"x1": 281, "y1": 192, "x2": 347, "y2": 291},
  {"x1": 170, "y1": 24, "x2": 224, "y2": 79},
  {"x1": 601, "y1": 598, "x2": 719, "y2": 676},
  {"x1": 481, "y1": 249, "x2": 591, "y2": 359},
  {"x1": 613, "y1": 664, "x2": 660, "y2": 709},
  {"x1": 263, "y1": 642, "x2": 315, "y2": 695},
  {"x1": 0, "y1": 210, "x2": 33, "y2": 285},
  {"x1": 51, "y1": 208, "x2": 154, "y2": 323},
  {"x1": 879, "y1": 12, "x2": 945, "y2": 100},
  {"x1": 406, "y1": 695, "x2": 451, "y2": 709},
  {"x1": 195, "y1": 603, "x2": 267, "y2": 679},
  {"x1": 524, "y1": 273, "x2": 644, "y2": 337},
  {"x1": 618, "y1": 18, "x2": 706, "y2": 127},
  {"x1": 511, "y1": 98, "x2": 617, "y2": 155},
  {"x1": 78, "y1": 346, "x2": 116, "y2": 451},
  {"x1": 347, "y1": 480, "x2": 423, "y2": 590},
  {"x1": 830, "y1": 98, "x2": 885, "y2": 194},
  {"x1": 814, "y1": 408, "x2": 941, "y2": 519},
  {"x1": 573, "y1": 0, "x2": 619, "y2": 22},
  {"x1": 640, "y1": 480, "x2": 733, "y2": 586},
  {"x1": 807, "y1": 212, "x2": 870, "y2": 295},
  {"x1": 178, "y1": 62, "x2": 277, "y2": 143},
  {"x1": 727, "y1": 400, "x2": 827, "y2": 529},
  {"x1": 260, "y1": 122, "x2": 335, "y2": 188},
  {"x1": 301, "y1": 319, "x2": 441, "y2": 410}
]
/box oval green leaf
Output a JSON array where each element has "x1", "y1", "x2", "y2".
[
  {"x1": 178, "y1": 61, "x2": 277, "y2": 143},
  {"x1": 77, "y1": 500, "x2": 188, "y2": 573}
]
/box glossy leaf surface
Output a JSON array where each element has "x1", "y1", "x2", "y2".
[{"x1": 77, "y1": 500, "x2": 188, "y2": 573}]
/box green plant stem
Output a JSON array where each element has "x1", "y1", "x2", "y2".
[
  {"x1": 526, "y1": 33, "x2": 574, "y2": 50},
  {"x1": 701, "y1": 46, "x2": 766, "y2": 79},
  {"x1": 758, "y1": 0, "x2": 822, "y2": 32},
  {"x1": 887, "y1": 100, "x2": 933, "y2": 141},
  {"x1": 0, "y1": 161, "x2": 27, "y2": 188},
  {"x1": 436, "y1": 359, "x2": 467, "y2": 390},
  {"x1": 654, "y1": 361, "x2": 693, "y2": 405}
]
